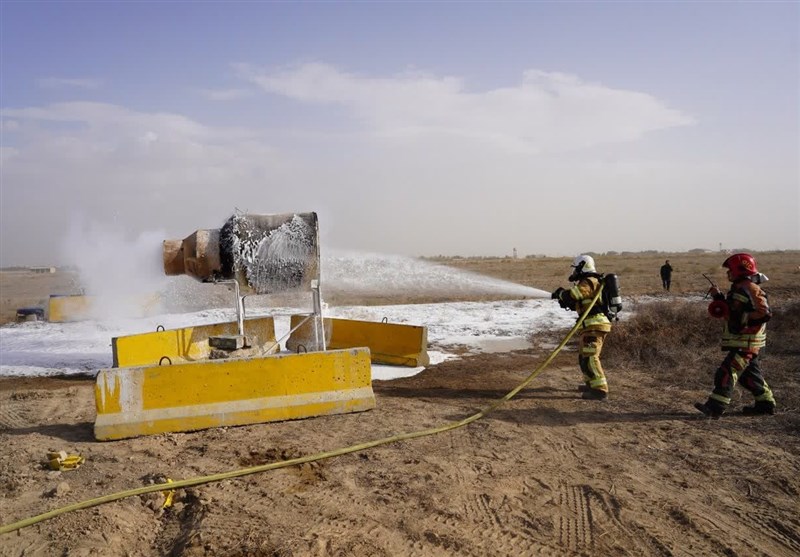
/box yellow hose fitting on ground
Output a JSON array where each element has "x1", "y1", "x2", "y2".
[
  {"x1": 47, "y1": 452, "x2": 85, "y2": 471},
  {"x1": 161, "y1": 479, "x2": 176, "y2": 509}
]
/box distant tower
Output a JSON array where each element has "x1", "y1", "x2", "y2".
[
  {"x1": 719, "y1": 242, "x2": 723, "y2": 253},
  {"x1": 512, "y1": 248, "x2": 518, "y2": 259}
]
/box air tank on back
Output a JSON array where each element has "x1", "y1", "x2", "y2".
[
  {"x1": 603, "y1": 273, "x2": 623, "y2": 319},
  {"x1": 162, "y1": 212, "x2": 320, "y2": 294}
]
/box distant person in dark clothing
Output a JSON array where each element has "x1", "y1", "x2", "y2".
[{"x1": 660, "y1": 260, "x2": 673, "y2": 291}]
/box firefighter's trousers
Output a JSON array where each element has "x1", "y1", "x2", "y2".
[
  {"x1": 579, "y1": 330, "x2": 609, "y2": 393},
  {"x1": 709, "y1": 351, "x2": 775, "y2": 408}
]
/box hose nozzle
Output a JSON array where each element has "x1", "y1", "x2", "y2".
[{"x1": 708, "y1": 300, "x2": 729, "y2": 319}]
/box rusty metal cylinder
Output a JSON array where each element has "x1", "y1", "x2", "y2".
[
  {"x1": 163, "y1": 212, "x2": 319, "y2": 294},
  {"x1": 162, "y1": 229, "x2": 221, "y2": 281}
]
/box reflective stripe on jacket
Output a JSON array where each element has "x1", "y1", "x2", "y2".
[{"x1": 721, "y1": 279, "x2": 770, "y2": 353}]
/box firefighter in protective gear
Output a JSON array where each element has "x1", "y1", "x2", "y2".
[
  {"x1": 695, "y1": 253, "x2": 776, "y2": 419},
  {"x1": 551, "y1": 255, "x2": 612, "y2": 400}
]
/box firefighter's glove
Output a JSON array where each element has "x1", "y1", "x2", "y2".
[{"x1": 552, "y1": 288, "x2": 571, "y2": 310}]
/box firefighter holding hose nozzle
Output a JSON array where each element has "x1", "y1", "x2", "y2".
[
  {"x1": 695, "y1": 253, "x2": 777, "y2": 419},
  {"x1": 551, "y1": 255, "x2": 613, "y2": 401}
]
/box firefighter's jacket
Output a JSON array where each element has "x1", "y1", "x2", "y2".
[
  {"x1": 716, "y1": 278, "x2": 771, "y2": 353},
  {"x1": 556, "y1": 275, "x2": 612, "y2": 333}
]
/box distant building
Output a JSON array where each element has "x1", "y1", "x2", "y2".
[{"x1": 30, "y1": 267, "x2": 56, "y2": 274}]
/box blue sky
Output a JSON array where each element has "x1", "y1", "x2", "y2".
[{"x1": 1, "y1": 1, "x2": 798, "y2": 266}]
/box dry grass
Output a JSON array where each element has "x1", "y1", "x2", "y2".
[
  {"x1": 603, "y1": 299, "x2": 720, "y2": 371},
  {"x1": 431, "y1": 250, "x2": 800, "y2": 300},
  {"x1": 604, "y1": 300, "x2": 799, "y2": 376}
]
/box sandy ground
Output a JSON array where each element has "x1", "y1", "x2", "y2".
[
  {"x1": 2, "y1": 265, "x2": 800, "y2": 556},
  {"x1": 2, "y1": 351, "x2": 800, "y2": 556}
]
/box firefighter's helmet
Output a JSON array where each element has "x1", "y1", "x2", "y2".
[
  {"x1": 722, "y1": 253, "x2": 758, "y2": 280},
  {"x1": 571, "y1": 254, "x2": 596, "y2": 274}
]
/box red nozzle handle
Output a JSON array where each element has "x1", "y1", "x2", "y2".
[{"x1": 708, "y1": 300, "x2": 729, "y2": 319}]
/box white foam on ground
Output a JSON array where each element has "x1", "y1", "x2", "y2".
[{"x1": 0, "y1": 299, "x2": 575, "y2": 380}]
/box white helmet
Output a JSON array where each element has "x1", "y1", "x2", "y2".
[{"x1": 571, "y1": 254, "x2": 596, "y2": 274}]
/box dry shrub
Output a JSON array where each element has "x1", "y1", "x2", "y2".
[
  {"x1": 765, "y1": 300, "x2": 800, "y2": 357},
  {"x1": 604, "y1": 299, "x2": 720, "y2": 377},
  {"x1": 763, "y1": 301, "x2": 800, "y2": 417}
]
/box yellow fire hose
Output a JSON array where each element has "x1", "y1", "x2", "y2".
[{"x1": 0, "y1": 288, "x2": 601, "y2": 535}]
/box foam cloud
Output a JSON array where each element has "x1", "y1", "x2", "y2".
[{"x1": 237, "y1": 62, "x2": 695, "y2": 152}]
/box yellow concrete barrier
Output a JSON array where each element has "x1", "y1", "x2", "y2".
[
  {"x1": 48, "y1": 295, "x2": 94, "y2": 323},
  {"x1": 94, "y1": 348, "x2": 374, "y2": 440},
  {"x1": 286, "y1": 315, "x2": 429, "y2": 367},
  {"x1": 112, "y1": 317, "x2": 278, "y2": 367}
]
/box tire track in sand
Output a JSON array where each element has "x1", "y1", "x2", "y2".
[
  {"x1": 445, "y1": 429, "x2": 563, "y2": 556},
  {"x1": 0, "y1": 404, "x2": 27, "y2": 429},
  {"x1": 729, "y1": 503, "x2": 800, "y2": 554},
  {"x1": 556, "y1": 483, "x2": 593, "y2": 552}
]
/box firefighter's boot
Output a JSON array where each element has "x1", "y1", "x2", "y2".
[
  {"x1": 742, "y1": 401, "x2": 776, "y2": 416},
  {"x1": 581, "y1": 389, "x2": 608, "y2": 401},
  {"x1": 694, "y1": 400, "x2": 725, "y2": 419}
]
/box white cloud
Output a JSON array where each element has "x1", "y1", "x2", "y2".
[
  {"x1": 37, "y1": 77, "x2": 104, "y2": 90},
  {"x1": 0, "y1": 102, "x2": 295, "y2": 267},
  {"x1": 197, "y1": 88, "x2": 255, "y2": 101},
  {"x1": 0, "y1": 103, "x2": 270, "y2": 161},
  {"x1": 237, "y1": 62, "x2": 695, "y2": 153},
  {"x1": 1, "y1": 67, "x2": 794, "y2": 267},
  {"x1": 139, "y1": 131, "x2": 159, "y2": 145},
  {"x1": 2, "y1": 119, "x2": 20, "y2": 131},
  {"x1": 0, "y1": 145, "x2": 20, "y2": 164}
]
